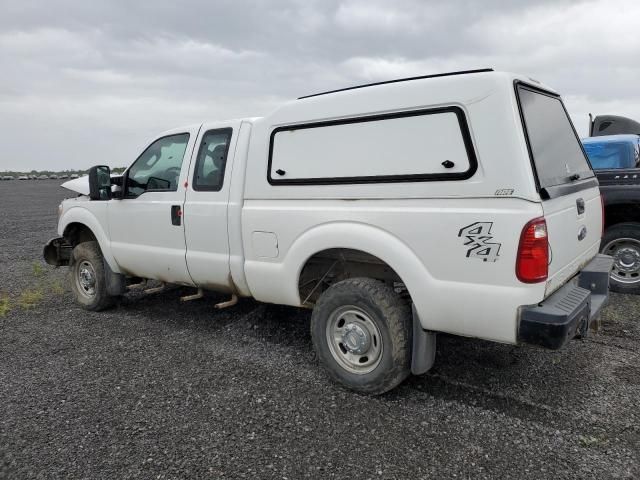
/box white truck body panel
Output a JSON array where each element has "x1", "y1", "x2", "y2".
[
  {"x1": 107, "y1": 124, "x2": 201, "y2": 284},
  {"x1": 61, "y1": 176, "x2": 90, "y2": 195},
  {"x1": 58, "y1": 198, "x2": 118, "y2": 271},
  {"x1": 543, "y1": 188, "x2": 603, "y2": 295},
  {"x1": 242, "y1": 197, "x2": 546, "y2": 343},
  {"x1": 226, "y1": 121, "x2": 254, "y2": 297},
  {"x1": 183, "y1": 120, "x2": 242, "y2": 291}
]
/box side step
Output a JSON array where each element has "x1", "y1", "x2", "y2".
[
  {"x1": 215, "y1": 294, "x2": 238, "y2": 309},
  {"x1": 179, "y1": 289, "x2": 238, "y2": 309},
  {"x1": 127, "y1": 279, "x2": 147, "y2": 291},
  {"x1": 144, "y1": 282, "x2": 166, "y2": 295},
  {"x1": 181, "y1": 288, "x2": 203, "y2": 302}
]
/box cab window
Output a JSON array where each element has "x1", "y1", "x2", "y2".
[
  {"x1": 193, "y1": 128, "x2": 232, "y2": 191},
  {"x1": 126, "y1": 133, "x2": 190, "y2": 197}
]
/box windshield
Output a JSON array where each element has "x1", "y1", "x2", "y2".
[
  {"x1": 583, "y1": 141, "x2": 636, "y2": 169},
  {"x1": 517, "y1": 85, "x2": 594, "y2": 189}
]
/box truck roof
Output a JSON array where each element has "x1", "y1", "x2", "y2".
[
  {"x1": 157, "y1": 117, "x2": 262, "y2": 137},
  {"x1": 261, "y1": 70, "x2": 557, "y2": 128},
  {"x1": 297, "y1": 68, "x2": 495, "y2": 99},
  {"x1": 296, "y1": 69, "x2": 557, "y2": 100}
]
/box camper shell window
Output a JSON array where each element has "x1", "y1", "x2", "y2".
[{"x1": 267, "y1": 107, "x2": 477, "y2": 185}]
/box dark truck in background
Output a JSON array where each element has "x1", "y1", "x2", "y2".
[{"x1": 584, "y1": 115, "x2": 640, "y2": 293}]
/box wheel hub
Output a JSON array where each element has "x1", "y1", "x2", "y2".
[
  {"x1": 604, "y1": 237, "x2": 640, "y2": 285},
  {"x1": 325, "y1": 306, "x2": 383, "y2": 375},
  {"x1": 342, "y1": 323, "x2": 370, "y2": 354},
  {"x1": 615, "y1": 247, "x2": 640, "y2": 272},
  {"x1": 77, "y1": 261, "x2": 96, "y2": 297}
]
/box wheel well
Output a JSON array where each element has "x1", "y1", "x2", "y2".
[
  {"x1": 298, "y1": 248, "x2": 407, "y2": 307},
  {"x1": 63, "y1": 223, "x2": 97, "y2": 247},
  {"x1": 604, "y1": 203, "x2": 640, "y2": 229}
]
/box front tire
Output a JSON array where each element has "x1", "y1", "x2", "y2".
[
  {"x1": 601, "y1": 223, "x2": 640, "y2": 294},
  {"x1": 310, "y1": 278, "x2": 411, "y2": 394},
  {"x1": 69, "y1": 241, "x2": 116, "y2": 311}
]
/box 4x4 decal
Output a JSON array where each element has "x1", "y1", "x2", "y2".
[{"x1": 458, "y1": 222, "x2": 501, "y2": 262}]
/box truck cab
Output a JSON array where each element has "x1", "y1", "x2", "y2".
[
  {"x1": 49, "y1": 119, "x2": 254, "y2": 299},
  {"x1": 107, "y1": 121, "x2": 243, "y2": 291}
]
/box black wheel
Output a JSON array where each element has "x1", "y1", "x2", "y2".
[
  {"x1": 601, "y1": 223, "x2": 640, "y2": 294},
  {"x1": 69, "y1": 241, "x2": 116, "y2": 311},
  {"x1": 310, "y1": 278, "x2": 411, "y2": 394}
]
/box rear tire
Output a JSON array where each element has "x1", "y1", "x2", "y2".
[
  {"x1": 601, "y1": 223, "x2": 640, "y2": 294},
  {"x1": 310, "y1": 278, "x2": 411, "y2": 395},
  {"x1": 69, "y1": 241, "x2": 116, "y2": 311}
]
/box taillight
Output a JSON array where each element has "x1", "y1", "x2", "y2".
[{"x1": 516, "y1": 217, "x2": 548, "y2": 283}]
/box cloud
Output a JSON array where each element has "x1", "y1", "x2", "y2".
[
  {"x1": 335, "y1": 2, "x2": 422, "y2": 34},
  {"x1": 0, "y1": 0, "x2": 639, "y2": 170}
]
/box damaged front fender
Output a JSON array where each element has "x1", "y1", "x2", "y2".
[{"x1": 43, "y1": 237, "x2": 72, "y2": 266}]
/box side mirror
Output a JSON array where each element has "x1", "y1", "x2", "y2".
[{"x1": 88, "y1": 165, "x2": 111, "y2": 200}]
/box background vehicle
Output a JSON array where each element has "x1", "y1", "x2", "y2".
[
  {"x1": 44, "y1": 70, "x2": 611, "y2": 393},
  {"x1": 583, "y1": 133, "x2": 640, "y2": 293},
  {"x1": 589, "y1": 114, "x2": 640, "y2": 137}
]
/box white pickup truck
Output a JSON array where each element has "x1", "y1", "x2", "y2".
[{"x1": 45, "y1": 69, "x2": 612, "y2": 394}]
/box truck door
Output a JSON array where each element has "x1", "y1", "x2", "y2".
[
  {"x1": 108, "y1": 126, "x2": 201, "y2": 285},
  {"x1": 183, "y1": 121, "x2": 241, "y2": 290}
]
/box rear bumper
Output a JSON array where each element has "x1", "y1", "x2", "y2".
[{"x1": 518, "y1": 254, "x2": 613, "y2": 350}]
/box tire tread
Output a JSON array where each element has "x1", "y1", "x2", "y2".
[
  {"x1": 601, "y1": 223, "x2": 640, "y2": 294},
  {"x1": 311, "y1": 277, "x2": 411, "y2": 395},
  {"x1": 69, "y1": 241, "x2": 116, "y2": 311}
]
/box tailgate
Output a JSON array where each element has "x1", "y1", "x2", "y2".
[
  {"x1": 515, "y1": 82, "x2": 602, "y2": 296},
  {"x1": 543, "y1": 185, "x2": 602, "y2": 294}
]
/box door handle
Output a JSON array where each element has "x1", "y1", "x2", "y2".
[
  {"x1": 171, "y1": 205, "x2": 182, "y2": 226},
  {"x1": 576, "y1": 198, "x2": 585, "y2": 215}
]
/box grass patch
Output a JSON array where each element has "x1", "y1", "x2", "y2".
[
  {"x1": 578, "y1": 434, "x2": 609, "y2": 448},
  {"x1": 0, "y1": 295, "x2": 10, "y2": 317},
  {"x1": 18, "y1": 289, "x2": 43, "y2": 310},
  {"x1": 50, "y1": 280, "x2": 65, "y2": 295},
  {"x1": 32, "y1": 261, "x2": 45, "y2": 278}
]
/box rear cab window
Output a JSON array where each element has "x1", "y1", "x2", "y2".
[
  {"x1": 193, "y1": 128, "x2": 233, "y2": 191},
  {"x1": 516, "y1": 83, "x2": 595, "y2": 198}
]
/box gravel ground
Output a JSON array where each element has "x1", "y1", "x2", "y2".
[{"x1": 0, "y1": 180, "x2": 638, "y2": 479}]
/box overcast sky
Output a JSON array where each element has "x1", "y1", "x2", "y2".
[{"x1": 1, "y1": 0, "x2": 639, "y2": 171}]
